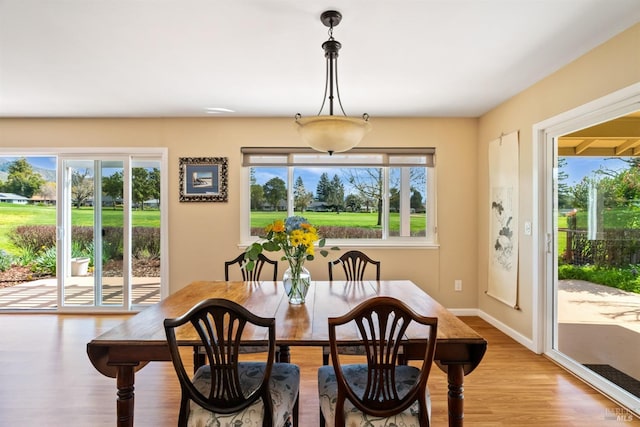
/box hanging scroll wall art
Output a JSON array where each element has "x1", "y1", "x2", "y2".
[{"x1": 487, "y1": 131, "x2": 520, "y2": 309}]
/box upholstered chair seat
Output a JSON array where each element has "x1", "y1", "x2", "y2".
[
  {"x1": 318, "y1": 364, "x2": 430, "y2": 427},
  {"x1": 189, "y1": 362, "x2": 300, "y2": 427}
]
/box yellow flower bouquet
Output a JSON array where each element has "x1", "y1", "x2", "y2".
[{"x1": 245, "y1": 216, "x2": 337, "y2": 304}]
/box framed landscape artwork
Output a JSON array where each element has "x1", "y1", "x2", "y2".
[{"x1": 178, "y1": 157, "x2": 228, "y2": 202}]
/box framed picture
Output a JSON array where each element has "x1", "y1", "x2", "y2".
[{"x1": 179, "y1": 157, "x2": 228, "y2": 202}]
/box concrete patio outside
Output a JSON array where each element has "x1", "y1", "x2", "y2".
[
  {"x1": 0, "y1": 276, "x2": 160, "y2": 309},
  {"x1": 558, "y1": 279, "x2": 640, "y2": 383}
]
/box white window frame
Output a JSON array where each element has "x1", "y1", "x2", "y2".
[{"x1": 240, "y1": 147, "x2": 438, "y2": 248}]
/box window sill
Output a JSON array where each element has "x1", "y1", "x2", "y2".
[{"x1": 239, "y1": 238, "x2": 439, "y2": 250}]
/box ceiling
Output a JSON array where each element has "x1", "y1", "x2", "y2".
[{"x1": 1, "y1": 0, "x2": 640, "y2": 119}]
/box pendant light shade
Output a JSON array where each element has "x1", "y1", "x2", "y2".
[
  {"x1": 296, "y1": 115, "x2": 371, "y2": 155},
  {"x1": 295, "y1": 10, "x2": 371, "y2": 155}
]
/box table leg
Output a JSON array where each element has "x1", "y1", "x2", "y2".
[
  {"x1": 447, "y1": 364, "x2": 465, "y2": 427},
  {"x1": 278, "y1": 345, "x2": 291, "y2": 363},
  {"x1": 116, "y1": 365, "x2": 135, "y2": 427}
]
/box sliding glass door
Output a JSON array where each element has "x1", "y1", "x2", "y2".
[
  {"x1": 58, "y1": 155, "x2": 162, "y2": 310},
  {"x1": 541, "y1": 97, "x2": 640, "y2": 416}
]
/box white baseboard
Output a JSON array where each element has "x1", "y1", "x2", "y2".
[
  {"x1": 447, "y1": 308, "x2": 479, "y2": 317},
  {"x1": 447, "y1": 308, "x2": 536, "y2": 353}
]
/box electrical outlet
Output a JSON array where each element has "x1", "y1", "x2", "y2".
[{"x1": 454, "y1": 280, "x2": 462, "y2": 291}]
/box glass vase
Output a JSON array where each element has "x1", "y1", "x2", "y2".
[{"x1": 282, "y1": 265, "x2": 311, "y2": 305}]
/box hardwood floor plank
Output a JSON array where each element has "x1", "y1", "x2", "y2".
[{"x1": 0, "y1": 314, "x2": 636, "y2": 426}]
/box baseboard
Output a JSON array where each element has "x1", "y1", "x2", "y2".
[
  {"x1": 447, "y1": 308, "x2": 479, "y2": 317},
  {"x1": 447, "y1": 308, "x2": 536, "y2": 353}
]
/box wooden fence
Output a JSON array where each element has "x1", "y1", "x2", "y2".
[{"x1": 562, "y1": 228, "x2": 640, "y2": 267}]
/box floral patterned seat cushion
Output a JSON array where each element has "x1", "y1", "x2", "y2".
[
  {"x1": 189, "y1": 362, "x2": 300, "y2": 427},
  {"x1": 318, "y1": 364, "x2": 431, "y2": 427}
]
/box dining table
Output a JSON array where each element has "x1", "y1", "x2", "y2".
[{"x1": 87, "y1": 280, "x2": 487, "y2": 427}]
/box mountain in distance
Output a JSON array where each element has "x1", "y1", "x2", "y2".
[{"x1": 0, "y1": 158, "x2": 56, "y2": 183}]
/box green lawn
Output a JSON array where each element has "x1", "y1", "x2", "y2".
[
  {"x1": 0, "y1": 204, "x2": 160, "y2": 254},
  {"x1": 0, "y1": 205, "x2": 56, "y2": 253},
  {"x1": 571, "y1": 208, "x2": 640, "y2": 229},
  {"x1": 250, "y1": 211, "x2": 380, "y2": 229},
  {"x1": 250, "y1": 211, "x2": 426, "y2": 233},
  {"x1": 557, "y1": 215, "x2": 567, "y2": 256}
]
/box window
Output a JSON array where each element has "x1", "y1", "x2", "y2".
[{"x1": 241, "y1": 147, "x2": 437, "y2": 247}]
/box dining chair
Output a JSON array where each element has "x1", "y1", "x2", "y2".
[
  {"x1": 324, "y1": 250, "x2": 382, "y2": 365},
  {"x1": 328, "y1": 250, "x2": 380, "y2": 281},
  {"x1": 193, "y1": 252, "x2": 280, "y2": 369},
  {"x1": 317, "y1": 296, "x2": 437, "y2": 427},
  {"x1": 225, "y1": 252, "x2": 278, "y2": 282},
  {"x1": 164, "y1": 298, "x2": 300, "y2": 427},
  {"x1": 225, "y1": 252, "x2": 278, "y2": 361}
]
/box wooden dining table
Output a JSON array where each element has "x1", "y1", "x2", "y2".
[{"x1": 87, "y1": 280, "x2": 487, "y2": 427}]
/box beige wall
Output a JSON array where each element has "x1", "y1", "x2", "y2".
[
  {"x1": 0, "y1": 116, "x2": 479, "y2": 307},
  {"x1": 477, "y1": 23, "x2": 640, "y2": 338}
]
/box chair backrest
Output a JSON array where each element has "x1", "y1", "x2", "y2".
[
  {"x1": 328, "y1": 250, "x2": 380, "y2": 281},
  {"x1": 328, "y1": 296, "x2": 437, "y2": 426},
  {"x1": 164, "y1": 298, "x2": 276, "y2": 427},
  {"x1": 225, "y1": 252, "x2": 278, "y2": 281}
]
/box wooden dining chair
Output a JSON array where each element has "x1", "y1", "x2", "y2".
[
  {"x1": 164, "y1": 298, "x2": 300, "y2": 427},
  {"x1": 225, "y1": 252, "x2": 279, "y2": 359},
  {"x1": 225, "y1": 252, "x2": 278, "y2": 282},
  {"x1": 324, "y1": 250, "x2": 382, "y2": 365},
  {"x1": 317, "y1": 296, "x2": 437, "y2": 427},
  {"x1": 328, "y1": 250, "x2": 380, "y2": 281},
  {"x1": 193, "y1": 253, "x2": 279, "y2": 370}
]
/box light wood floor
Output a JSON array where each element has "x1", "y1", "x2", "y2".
[{"x1": 0, "y1": 314, "x2": 637, "y2": 426}]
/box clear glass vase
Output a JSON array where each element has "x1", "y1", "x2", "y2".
[{"x1": 282, "y1": 264, "x2": 311, "y2": 304}]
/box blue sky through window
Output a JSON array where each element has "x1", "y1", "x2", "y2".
[
  {"x1": 0, "y1": 156, "x2": 56, "y2": 170},
  {"x1": 562, "y1": 157, "x2": 631, "y2": 185}
]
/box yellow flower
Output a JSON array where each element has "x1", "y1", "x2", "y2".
[
  {"x1": 245, "y1": 215, "x2": 338, "y2": 273},
  {"x1": 290, "y1": 230, "x2": 303, "y2": 246}
]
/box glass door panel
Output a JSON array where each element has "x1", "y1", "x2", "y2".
[
  {"x1": 131, "y1": 159, "x2": 161, "y2": 306},
  {"x1": 60, "y1": 159, "x2": 125, "y2": 308},
  {"x1": 100, "y1": 161, "x2": 125, "y2": 306},
  {"x1": 553, "y1": 114, "x2": 640, "y2": 407}
]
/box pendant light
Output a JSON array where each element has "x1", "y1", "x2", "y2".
[{"x1": 295, "y1": 10, "x2": 371, "y2": 155}]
